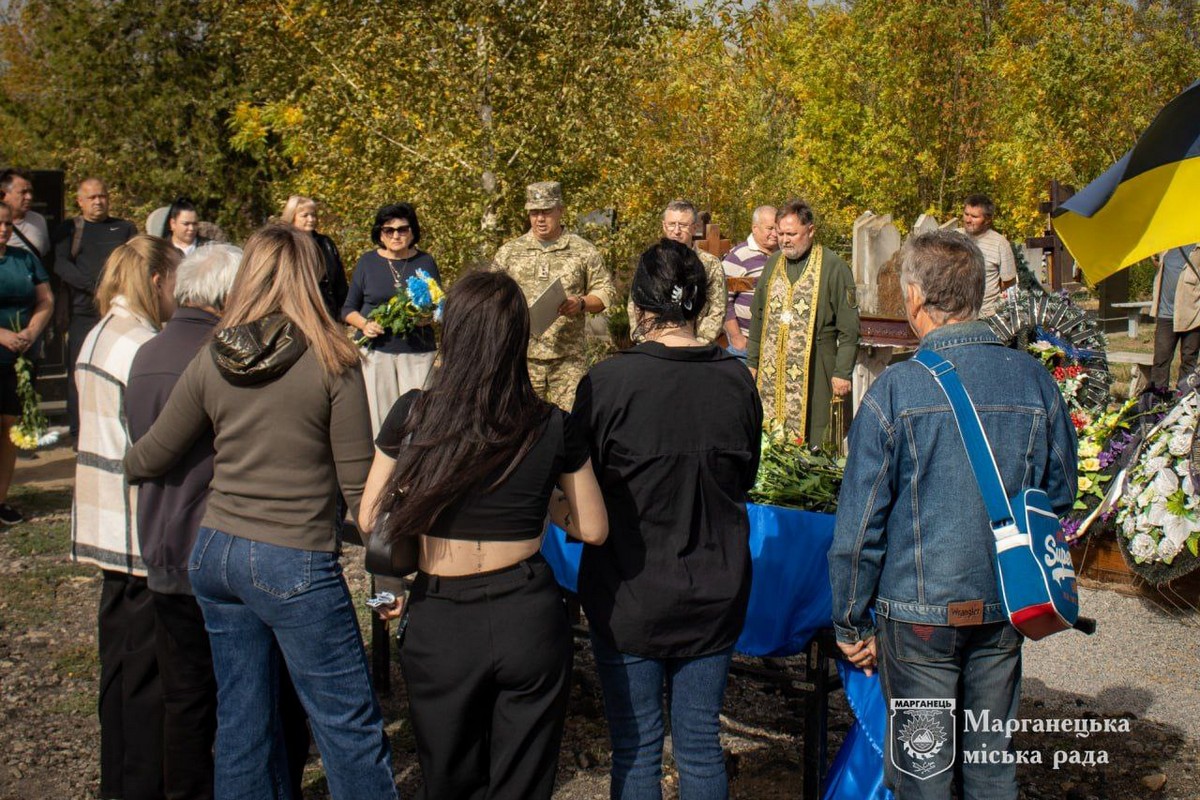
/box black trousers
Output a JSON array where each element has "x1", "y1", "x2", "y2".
[
  {"x1": 99, "y1": 572, "x2": 165, "y2": 800},
  {"x1": 152, "y1": 591, "x2": 313, "y2": 800},
  {"x1": 400, "y1": 554, "x2": 572, "y2": 800},
  {"x1": 67, "y1": 312, "x2": 99, "y2": 436},
  {"x1": 1151, "y1": 317, "x2": 1200, "y2": 391}
]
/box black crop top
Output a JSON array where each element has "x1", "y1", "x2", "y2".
[{"x1": 375, "y1": 390, "x2": 591, "y2": 541}]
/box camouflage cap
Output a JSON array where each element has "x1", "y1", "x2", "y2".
[{"x1": 525, "y1": 181, "x2": 563, "y2": 211}]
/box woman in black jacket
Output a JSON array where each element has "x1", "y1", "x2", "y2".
[{"x1": 281, "y1": 195, "x2": 349, "y2": 319}]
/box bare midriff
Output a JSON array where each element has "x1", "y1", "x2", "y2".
[{"x1": 419, "y1": 535, "x2": 544, "y2": 576}]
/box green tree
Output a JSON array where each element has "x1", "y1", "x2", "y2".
[
  {"x1": 219, "y1": 0, "x2": 680, "y2": 280},
  {"x1": 0, "y1": 0, "x2": 275, "y2": 236}
]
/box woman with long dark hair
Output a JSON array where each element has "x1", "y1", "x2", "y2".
[
  {"x1": 125, "y1": 224, "x2": 396, "y2": 799},
  {"x1": 360, "y1": 269, "x2": 607, "y2": 800},
  {"x1": 574, "y1": 239, "x2": 762, "y2": 800}
]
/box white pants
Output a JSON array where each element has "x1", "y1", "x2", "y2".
[{"x1": 360, "y1": 349, "x2": 436, "y2": 435}]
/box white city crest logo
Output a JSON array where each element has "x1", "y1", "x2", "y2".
[{"x1": 890, "y1": 698, "x2": 956, "y2": 780}]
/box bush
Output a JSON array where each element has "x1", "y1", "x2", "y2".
[{"x1": 1127, "y1": 259, "x2": 1156, "y2": 301}]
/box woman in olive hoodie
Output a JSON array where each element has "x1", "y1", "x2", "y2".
[{"x1": 125, "y1": 225, "x2": 396, "y2": 800}]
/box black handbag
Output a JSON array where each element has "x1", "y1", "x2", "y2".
[{"x1": 363, "y1": 513, "x2": 419, "y2": 578}]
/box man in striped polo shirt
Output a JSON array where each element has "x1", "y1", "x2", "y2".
[
  {"x1": 962, "y1": 193, "x2": 1016, "y2": 317},
  {"x1": 722, "y1": 205, "x2": 778, "y2": 355}
]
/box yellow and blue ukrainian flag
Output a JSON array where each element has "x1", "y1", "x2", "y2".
[{"x1": 1054, "y1": 79, "x2": 1200, "y2": 284}]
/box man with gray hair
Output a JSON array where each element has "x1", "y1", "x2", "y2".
[
  {"x1": 124, "y1": 242, "x2": 240, "y2": 798},
  {"x1": 721, "y1": 205, "x2": 778, "y2": 354},
  {"x1": 628, "y1": 199, "x2": 727, "y2": 343},
  {"x1": 124, "y1": 244, "x2": 310, "y2": 798},
  {"x1": 829, "y1": 230, "x2": 1076, "y2": 800}
]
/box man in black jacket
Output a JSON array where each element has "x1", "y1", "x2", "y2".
[
  {"x1": 52, "y1": 178, "x2": 136, "y2": 436},
  {"x1": 125, "y1": 243, "x2": 310, "y2": 799}
]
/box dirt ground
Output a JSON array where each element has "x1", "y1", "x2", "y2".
[{"x1": 1, "y1": 444, "x2": 1198, "y2": 799}]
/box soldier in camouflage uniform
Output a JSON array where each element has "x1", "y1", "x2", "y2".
[
  {"x1": 628, "y1": 199, "x2": 728, "y2": 344},
  {"x1": 493, "y1": 182, "x2": 616, "y2": 410}
]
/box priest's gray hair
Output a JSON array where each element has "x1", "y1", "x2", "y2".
[
  {"x1": 898, "y1": 231, "x2": 985, "y2": 324},
  {"x1": 174, "y1": 243, "x2": 243, "y2": 311}
]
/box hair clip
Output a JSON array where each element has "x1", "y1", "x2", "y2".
[
  {"x1": 670, "y1": 284, "x2": 684, "y2": 305},
  {"x1": 681, "y1": 285, "x2": 697, "y2": 311}
]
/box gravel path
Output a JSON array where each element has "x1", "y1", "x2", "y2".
[{"x1": 1023, "y1": 586, "x2": 1200, "y2": 737}]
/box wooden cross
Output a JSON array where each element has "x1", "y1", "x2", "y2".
[
  {"x1": 1026, "y1": 180, "x2": 1078, "y2": 291},
  {"x1": 695, "y1": 222, "x2": 733, "y2": 260}
]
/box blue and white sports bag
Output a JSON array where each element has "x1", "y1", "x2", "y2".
[{"x1": 913, "y1": 349, "x2": 1093, "y2": 640}]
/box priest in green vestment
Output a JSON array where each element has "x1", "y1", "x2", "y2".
[{"x1": 747, "y1": 199, "x2": 859, "y2": 446}]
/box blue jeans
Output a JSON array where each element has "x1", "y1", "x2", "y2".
[
  {"x1": 877, "y1": 616, "x2": 1022, "y2": 800},
  {"x1": 591, "y1": 634, "x2": 732, "y2": 800},
  {"x1": 189, "y1": 528, "x2": 396, "y2": 800}
]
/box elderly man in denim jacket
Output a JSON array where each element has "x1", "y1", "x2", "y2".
[{"x1": 828, "y1": 230, "x2": 1077, "y2": 799}]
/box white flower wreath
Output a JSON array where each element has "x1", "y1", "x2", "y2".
[{"x1": 1115, "y1": 394, "x2": 1200, "y2": 567}]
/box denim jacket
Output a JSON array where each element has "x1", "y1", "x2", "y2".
[{"x1": 828, "y1": 321, "x2": 1077, "y2": 643}]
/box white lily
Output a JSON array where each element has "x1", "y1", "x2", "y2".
[{"x1": 1154, "y1": 469, "x2": 1180, "y2": 497}]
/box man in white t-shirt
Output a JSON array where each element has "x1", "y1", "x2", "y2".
[
  {"x1": 962, "y1": 193, "x2": 1016, "y2": 317},
  {"x1": 0, "y1": 169, "x2": 50, "y2": 263}
]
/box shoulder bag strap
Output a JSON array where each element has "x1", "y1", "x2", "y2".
[
  {"x1": 9, "y1": 224, "x2": 43, "y2": 264},
  {"x1": 1180, "y1": 246, "x2": 1200, "y2": 282},
  {"x1": 70, "y1": 216, "x2": 84, "y2": 261},
  {"x1": 911, "y1": 349, "x2": 1016, "y2": 529}
]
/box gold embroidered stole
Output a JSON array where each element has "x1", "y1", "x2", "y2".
[{"x1": 756, "y1": 246, "x2": 824, "y2": 439}]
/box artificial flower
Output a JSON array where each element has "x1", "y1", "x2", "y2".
[
  {"x1": 1154, "y1": 469, "x2": 1180, "y2": 497},
  {"x1": 1158, "y1": 535, "x2": 1184, "y2": 563},
  {"x1": 1169, "y1": 430, "x2": 1193, "y2": 457},
  {"x1": 1130, "y1": 533, "x2": 1157, "y2": 561}
]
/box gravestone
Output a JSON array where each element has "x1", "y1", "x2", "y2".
[
  {"x1": 1028, "y1": 180, "x2": 1129, "y2": 333},
  {"x1": 850, "y1": 212, "x2": 914, "y2": 420},
  {"x1": 911, "y1": 214, "x2": 941, "y2": 236},
  {"x1": 851, "y1": 212, "x2": 902, "y2": 315}
]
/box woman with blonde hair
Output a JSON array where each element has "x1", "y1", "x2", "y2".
[
  {"x1": 125, "y1": 224, "x2": 396, "y2": 799},
  {"x1": 72, "y1": 233, "x2": 180, "y2": 800},
  {"x1": 281, "y1": 194, "x2": 348, "y2": 319}
]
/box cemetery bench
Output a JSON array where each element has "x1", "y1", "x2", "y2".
[
  {"x1": 1111, "y1": 301, "x2": 1153, "y2": 338},
  {"x1": 1108, "y1": 350, "x2": 1154, "y2": 396}
]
